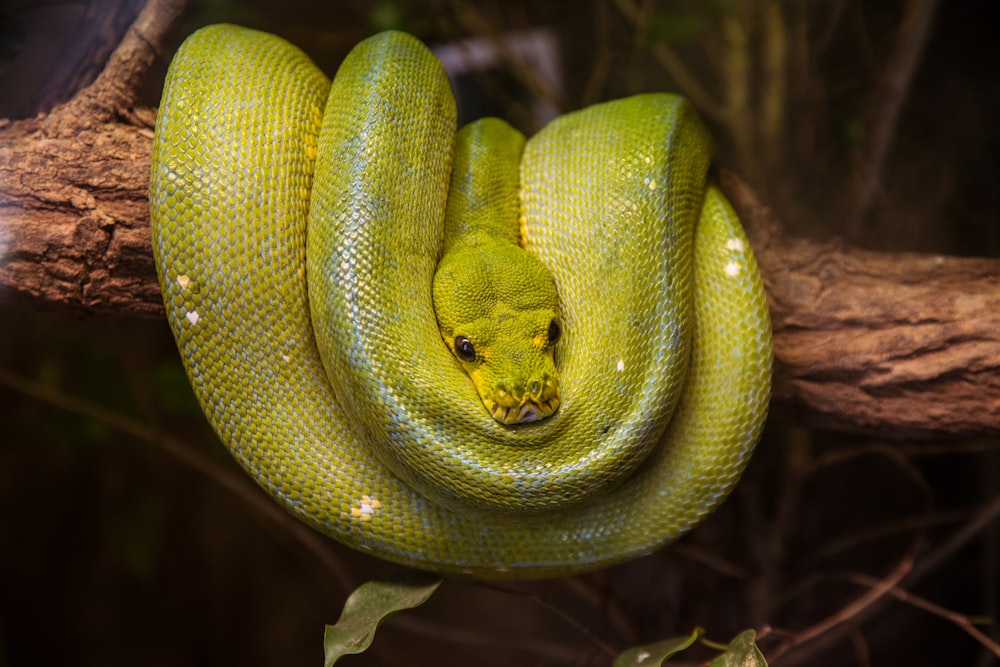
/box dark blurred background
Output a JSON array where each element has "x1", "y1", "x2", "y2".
[{"x1": 1, "y1": 1, "x2": 998, "y2": 665}]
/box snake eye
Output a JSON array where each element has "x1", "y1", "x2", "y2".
[
  {"x1": 454, "y1": 336, "x2": 476, "y2": 362},
  {"x1": 548, "y1": 318, "x2": 561, "y2": 344}
]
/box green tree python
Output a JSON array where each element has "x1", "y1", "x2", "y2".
[{"x1": 149, "y1": 24, "x2": 772, "y2": 580}]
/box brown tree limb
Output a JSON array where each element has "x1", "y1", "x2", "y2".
[
  {"x1": 725, "y1": 173, "x2": 1000, "y2": 440},
  {"x1": 0, "y1": 0, "x2": 183, "y2": 319},
  {"x1": 0, "y1": 0, "x2": 997, "y2": 440}
]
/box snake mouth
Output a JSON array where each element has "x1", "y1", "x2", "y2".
[{"x1": 483, "y1": 396, "x2": 561, "y2": 425}]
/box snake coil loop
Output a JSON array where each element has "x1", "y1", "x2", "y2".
[{"x1": 149, "y1": 24, "x2": 772, "y2": 579}]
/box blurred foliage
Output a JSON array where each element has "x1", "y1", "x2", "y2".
[{"x1": 1, "y1": 0, "x2": 999, "y2": 665}]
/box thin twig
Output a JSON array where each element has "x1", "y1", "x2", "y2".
[
  {"x1": 847, "y1": 0, "x2": 940, "y2": 228},
  {"x1": 909, "y1": 493, "x2": 1000, "y2": 584},
  {"x1": 808, "y1": 508, "x2": 970, "y2": 564},
  {"x1": 845, "y1": 573, "x2": 1000, "y2": 660},
  {"x1": 719, "y1": 1, "x2": 752, "y2": 168},
  {"x1": 387, "y1": 613, "x2": 585, "y2": 663},
  {"x1": 480, "y1": 582, "x2": 620, "y2": 659},
  {"x1": 758, "y1": 0, "x2": 788, "y2": 173},
  {"x1": 609, "y1": 0, "x2": 726, "y2": 120},
  {"x1": 447, "y1": 1, "x2": 565, "y2": 128},
  {"x1": 807, "y1": 442, "x2": 936, "y2": 525},
  {"x1": 977, "y1": 451, "x2": 1000, "y2": 667},
  {"x1": 769, "y1": 491, "x2": 1000, "y2": 663},
  {"x1": 558, "y1": 575, "x2": 641, "y2": 646},
  {"x1": 580, "y1": 0, "x2": 613, "y2": 106},
  {"x1": 0, "y1": 366, "x2": 356, "y2": 594},
  {"x1": 767, "y1": 555, "x2": 914, "y2": 663},
  {"x1": 669, "y1": 543, "x2": 749, "y2": 580},
  {"x1": 752, "y1": 427, "x2": 813, "y2": 626},
  {"x1": 847, "y1": 624, "x2": 872, "y2": 667},
  {"x1": 59, "y1": 0, "x2": 185, "y2": 120}
]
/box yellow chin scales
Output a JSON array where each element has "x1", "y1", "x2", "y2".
[
  {"x1": 475, "y1": 372, "x2": 560, "y2": 424},
  {"x1": 484, "y1": 395, "x2": 561, "y2": 424}
]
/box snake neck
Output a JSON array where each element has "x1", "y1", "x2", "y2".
[{"x1": 433, "y1": 117, "x2": 562, "y2": 425}]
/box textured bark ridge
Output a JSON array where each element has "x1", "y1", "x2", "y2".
[
  {"x1": 725, "y1": 174, "x2": 1000, "y2": 439},
  {"x1": 0, "y1": 0, "x2": 181, "y2": 318},
  {"x1": 1, "y1": 0, "x2": 998, "y2": 439},
  {"x1": 0, "y1": 108, "x2": 160, "y2": 317}
]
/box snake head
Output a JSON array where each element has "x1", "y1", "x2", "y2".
[{"x1": 433, "y1": 242, "x2": 561, "y2": 425}]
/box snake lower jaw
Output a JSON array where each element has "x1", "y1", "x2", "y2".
[{"x1": 484, "y1": 396, "x2": 561, "y2": 425}]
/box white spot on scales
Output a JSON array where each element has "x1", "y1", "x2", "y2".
[
  {"x1": 185, "y1": 311, "x2": 200, "y2": 325},
  {"x1": 725, "y1": 238, "x2": 745, "y2": 252},
  {"x1": 351, "y1": 495, "x2": 382, "y2": 521},
  {"x1": 724, "y1": 238, "x2": 745, "y2": 277}
]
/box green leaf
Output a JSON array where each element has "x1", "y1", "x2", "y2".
[
  {"x1": 614, "y1": 628, "x2": 702, "y2": 666},
  {"x1": 323, "y1": 571, "x2": 443, "y2": 666},
  {"x1": 709, "y1": 630, "x2": 768, "y2": 667}
]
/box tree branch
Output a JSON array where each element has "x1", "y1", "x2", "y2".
[
  {"x1": 0, "y1": 0, "x2": 997, "y2": 440},
  {"x1": 725, "y1": 173, "x2": 1000, "y2": 440},
  {"x1": 0, "y1": 0, "x2": 184, "y2": 318}
]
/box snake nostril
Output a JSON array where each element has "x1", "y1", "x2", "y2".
[{"x1": 528, "y1": 379, "x2": 542, "y2": 397}]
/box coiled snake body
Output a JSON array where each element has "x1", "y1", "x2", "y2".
[{"x1": 149, "y1": 25, "x2": 772, "y2": 579}]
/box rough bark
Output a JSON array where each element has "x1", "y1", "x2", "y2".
[
  {"x1": 0, "y1": 0, "x2": 182, "y2": 318},
  {"x1": 726, "y1": 173, "x2": 1000, "y2": 440},
  {"x1": 0, "y1": 0, "x2": 997, "y2": 440}
]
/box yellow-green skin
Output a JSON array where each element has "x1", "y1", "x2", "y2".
[
  {"x1": 434, "y1": 118, "x2": 561, "y2": 425},
  {"x1": 149, "y1": 24, "x2": 772, "y2": 579}
]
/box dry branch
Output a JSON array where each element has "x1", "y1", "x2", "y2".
[
  {"x1": 0, "y1": 0, "x2": 997, "y2": 440},
  {"x1": 0, "y1": 0, "x2": 183, "y2": 318},
  {"x1": 727, "y1": 174, "x2": 1000, "y2": 440}
]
